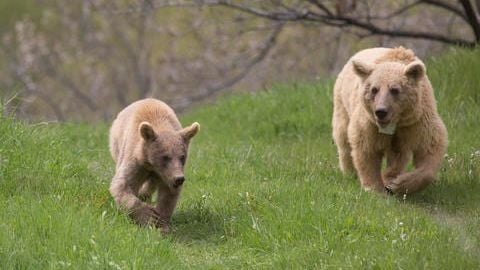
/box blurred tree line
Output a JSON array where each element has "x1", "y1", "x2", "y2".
[{"x1": 0, "y1": 0, "x2": 478, "y2": 122}]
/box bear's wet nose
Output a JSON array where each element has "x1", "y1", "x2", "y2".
[
  {"x1": 375, "y1": 109, "x2": 388, "y2": 120},
  {"x1": 174, "y1": 176, "x2": 185, "y2": 187}
]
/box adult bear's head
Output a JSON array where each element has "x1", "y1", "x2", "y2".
[{"x1": 352, "y1": 58, "x2": 426, "y2": 132}]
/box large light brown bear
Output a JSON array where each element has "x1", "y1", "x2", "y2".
[
  {"x1": 109, "y1": 98, "x2": 200, "y2": 232},
  {"x1": 332, "y1": 47, "x2": 447, "y2": 195}
]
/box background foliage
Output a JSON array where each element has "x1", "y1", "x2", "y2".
[{"x1": 1, "y1": 0, "x2": 478, "y2": 121}]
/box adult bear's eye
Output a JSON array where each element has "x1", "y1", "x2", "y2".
[
  {"x1": 371, "y1": 87, "x2": 379, "y2": 95},
  {"x1": 390, "y1": 87, "x2": 400, "y2": 96}
]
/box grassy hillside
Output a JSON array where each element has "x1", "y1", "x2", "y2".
[{"x1": 1, "y1": 47, "x2": 479, "y2": 269}]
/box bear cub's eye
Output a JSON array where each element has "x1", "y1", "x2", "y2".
[
  {"x1": 390, "y1": 87, "x2": 400, "y2": 96},
  {"x1": 371, "y1": 87, "x2": 379, "y2": 95},
  {"x1": 162, "y1": 155, "x2": 171, "y2": 163},
  {"x1": 179, "y1": 155, "x2": 186, "y2": 165}
]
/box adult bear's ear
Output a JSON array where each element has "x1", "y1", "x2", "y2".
[
  {"x1": 139, "y1": 122, "x2": 156, "y2": 141},
  {"x1": 352, "y1": 59, "x2": 374, "y2": 80},
  {"x1": 180, "y1": 122, "x2": 200, "y2": 141},
  {"x1": 404, "y1": 60, "x2": 425, "y2": 81}
]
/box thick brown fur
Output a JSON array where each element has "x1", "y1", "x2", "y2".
[
  {"x1": 109, "y1": 98, "x2": 200, "y2": 232},
  {"x1": 332, "y1": 47, "x2": 447, "y2": 195}
]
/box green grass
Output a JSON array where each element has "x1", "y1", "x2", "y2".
[{"x1": 1, "y1": 46, "x2": 479, "y2": 269}]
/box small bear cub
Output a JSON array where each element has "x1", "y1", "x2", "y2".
[{"x1": 109, "y1": 98, "x2": 200, "y2": 232}]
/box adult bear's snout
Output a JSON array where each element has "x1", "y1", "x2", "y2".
[{"x1": 375, "y1": 109, "x2": 388, "y2": 120}]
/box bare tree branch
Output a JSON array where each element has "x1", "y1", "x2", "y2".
[
  {"x1": 189, "y1": 0, "x2": 476, "y2": 47},
  {"x1": 420, "y1": 0, "x2": 468, "y2": 21},
  {"x1": 307, "y1": 0, "x2": 334, "y2": 17},
  {"x1": 328, "y1": 14, "x2": 476, "y2": 47},
  {"x1": 369, "y1": 1, "x2": 422, "y2": 20},
  {"x1": 172, "y1": 23, "x2": 284, "y2": 109},
  {"x1": 459, "y1": 0, "x2": 480, "y2": 41}
]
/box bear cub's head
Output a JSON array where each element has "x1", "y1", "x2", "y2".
[
  {"x1": 352, "y1": 58, "x2": 425, "y2": 130},
  {"x1": 139, "y1": 121, "x2": 200, "y2": 190}
]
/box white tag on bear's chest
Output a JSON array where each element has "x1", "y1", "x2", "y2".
[{"x1": 378, "y1": 123, "x2": 397, "y2": 135}]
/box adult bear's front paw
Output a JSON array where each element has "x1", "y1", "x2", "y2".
[{"x1": 384, "y1": 174, "x2": 413, "y2": 196}]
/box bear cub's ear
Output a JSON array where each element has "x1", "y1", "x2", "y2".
[
  {"x1": 180, "y1": 122, "x2": 200, "y2": 141},
  {"x1": 352, "y1": 59, "x2": 374, "y2": 80},
  {"x1": 404, "y1": 60, "x2": 425, "y2": 80},
  {"x1": 139, "y1": 122, "x2": 156, "y2": 141}
]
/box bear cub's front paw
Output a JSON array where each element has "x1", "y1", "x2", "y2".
[{"x1": 131, "y1": 205, "x2": 160, "y2": 226}]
